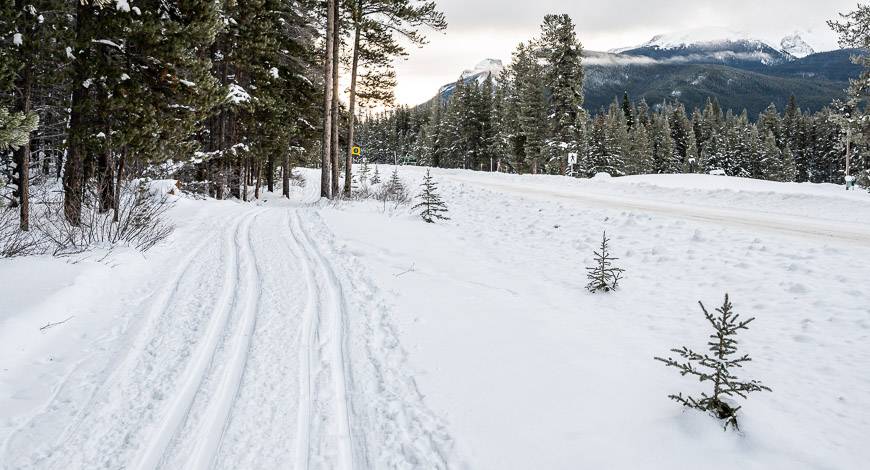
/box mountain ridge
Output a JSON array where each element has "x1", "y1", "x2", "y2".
[{"x1": 425, "y1": 30, "x2": 863, "y2": 117}]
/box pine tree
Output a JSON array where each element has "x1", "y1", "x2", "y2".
[
  {"x1": 760, "y1": 130, "x2": 790, "y2": 182},
  {"x1": 651, "y1": 112, "x2": 676, "y2": 174},
  {"x1": 510, "y1": 41, "x2": 547, "y2": 173},
  {"x1": 370, "y1": 164, "x2": 381, "y2": 184},
  {"x1": 669, "y1": 103, "x2": 697, "y2": 172},
  {"x1": 655, "y1": 294, "x2": 772, "y2": 430},
  {"x1": 412, "y1": 169, "x2": 449, "y2": 223},
  {"x1": 621, "y1": 92, "x2": 634, "y2": 129},
  {"x1": 379, "y1": 165, "x2": 407, "y2": 203},
  {"x1": 758, "y1": 103, "x2": 782, "y2": 148},
  {"x1": 746, "y1": 126, "x2": 764, "y2": 179},
  {"x1": 626, "y1": 122, "x2": 653, "y2": 175},
  {"x1": 358, "y1": 158, "x2": 370, "y2": 186},
  {"x1": 602, "y1": 101, "x2": 628, "y2": 175},
  {"x1": 539, "y1": 14, "x2": 584, "y2": 174},
  {"x1": 585, "y1": 231, "x2": 625, "y2": 293}
]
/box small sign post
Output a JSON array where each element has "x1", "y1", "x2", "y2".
[{"x1": 567, "y1": 152, "x2": 578, "y2": 177}]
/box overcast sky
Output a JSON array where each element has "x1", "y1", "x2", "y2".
[{"x1": 390, "y1": 0, "x2": 858, "y2": 106}]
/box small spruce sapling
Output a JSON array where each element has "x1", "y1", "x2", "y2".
[
  {"x1": 655, "y1": 294, "x2": 772, "y2": 430},
  {"x1": 585, "y1": 231, "x2": 624, "y2": 292},
  {"x1": 370, "y1": 165, "x2": 381, "y2": 185},
  {"x1": 377, "y1": 166, "x2": 409, "y2": 208},
  {"x1": 359, "y1": 159, "x2": 370, "y2": 186},
  {"x1": 384, "y1": 167, "x2": 407, "y2": 199},
  {"x1": 413, "y1": 169, "x2": 450, "y2": 223}
]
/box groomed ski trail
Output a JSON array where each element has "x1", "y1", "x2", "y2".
[
  {"x1": 133, "y1": 209, "x2": 262, "y2": 470},
  {"x1": 3, "y1": 199, "x2": 459, "y2": 470},
  {"x1": 293, "y1": 208, "x2": 458, "y2": 470},
  {"x1": 289, "y1": 209, "x2": 358, "y2": 470}
]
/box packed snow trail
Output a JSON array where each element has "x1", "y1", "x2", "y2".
[
  {"x1": 2, "y1": 200, "x2": 456, "y2": 469},
  {"x1": 288, "y1": 210, "x2": 357, "y2": 469}
]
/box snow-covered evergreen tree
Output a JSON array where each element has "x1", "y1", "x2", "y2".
[
  {"x1": 509, "y1": 41, "x2": 547, "y2": 173},
  {"x1": 539, "y1": 14, "x2": 584, "y2": 174},
  {"x1": 652, "y1": 113, "x2": 676, "y2": 174},
  {"x1": 669, "y1": 104, "x2": 696, "y2": 172},
  {"x1": 626, "y1": 121, "x2": 654, "y2": 175}
]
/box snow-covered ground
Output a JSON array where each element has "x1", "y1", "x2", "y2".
[{"x1": 2, "y1": 168, "x2": 868, "y2": 469}]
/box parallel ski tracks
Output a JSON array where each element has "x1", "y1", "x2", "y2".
[
  {"x1": 287, "y1": 209, "x2": 358, "y2": 470},
  {"x1": 1, "y1": 216, "x2": 227, "y2": 470},
  {"x1": 133, "y1": 208, "x2": 263, "y2": 470}
]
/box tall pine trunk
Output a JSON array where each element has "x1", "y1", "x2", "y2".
[
  {"x1": 98, "y1": 119, "x2": 115, "y2": 213},
  {"x1": 113, "y1": 147, "x2": 126, "y2": 222},
  {"x1": 13, "y1": 58, "x2": 32, "y2": 231},
  {"x1": 329, "y1": 0, "x2": 341, "y2": 198},
  {"x1": 242, "y1": 157, "x2": 248, "y2": 202},
  {"x1": 64, "y1": 1, "x2": 90, "y2": 226},
  {"x1": 254, "y1": 160, "x2": 262, "y2": 200},
  {"x1": 267, "y1": 154, "x2": 274, "y2": 192},
  {"x1": 321, "y1": 0, "x2": 335, "y2": 198},
  {"x1": 282, "y1": 153, "x2": 290, "y2": 199},
  {"x1": 344, "y1": 8, "x2": 362, "y2": 197}
]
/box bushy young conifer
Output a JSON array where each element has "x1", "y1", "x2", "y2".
[
  {"x1": 655, "y1": 294, "x2": 772, "y2": 430},
  {"x1": 585, "y1": 231, "x2": 624, "y2": 293},
  {"x1": 412, "y1": 169, "x2": 449, "y2": 223}
]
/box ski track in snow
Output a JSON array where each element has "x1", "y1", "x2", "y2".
[
  {"x1": 3, "y1": 194, "x2": 458, "y2": 469},
  {"x1": 135, "y1": 208, "x2": 264, "y2": 470},
  {"x1": 288, "y1": 210, "x2": 356, "y2": 470},
  {"x1": 294, "y1": 209, "x2": 457, "y2": 470}
]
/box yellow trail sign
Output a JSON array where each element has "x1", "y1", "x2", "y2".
[{"x1": 351, "y1": 146, "x2": 361, "y2": 156}]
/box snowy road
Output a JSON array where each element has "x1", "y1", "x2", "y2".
[
  {"x1": 445, "y1": 172, "x2": 870, "y2": 244},
  {"x1": 2, "y1": 196, "x2": 455, "y2": 469}
]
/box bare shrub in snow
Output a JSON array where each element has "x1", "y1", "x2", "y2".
[
  {"x1": 38, "y1": 181, "x2": 174, "y2": 255},
  {"x1": 288, "y1": 169, "x2": 306, "y2": 187},
  {"x1": 655, "y1": 294, "x2": 772, "y2": 430},
  {"x1": 0, "y1": 207, "x2": 42, "y2": 257},
  {"x1": 585, "y1": 231, "x2": 624, "y2": 292}
]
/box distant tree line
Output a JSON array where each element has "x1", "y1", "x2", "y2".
[{"x1": 356, "y1": 11, "x2": 870, "y2": 187}]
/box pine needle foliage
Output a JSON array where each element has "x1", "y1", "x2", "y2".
[
  {"x1": 585, "y1": 231, "x2": 624, "y2": 292},
  {"x1": 655, "y1": 294, "x2": 772, "y2": 430},
  {"x1": 370, "y1": 165, "x2": 382, "y2": 185},
  {"x1": 0, "y1": 109, "x2": 38, "y2": 151},
  {"x1": 412, "y1": 169, "x2": 449, "y2": 223}
]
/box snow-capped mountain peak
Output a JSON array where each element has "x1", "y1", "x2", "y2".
[
  {"x1": 611, "y1": 27, "x2": 766, "y2": 53},
  {"x1": 780, "y1": 33, "x2": 815, "y2": 58},
  {"x1": 460, "y1": 59, "x2": 504, "y2": 80}
]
